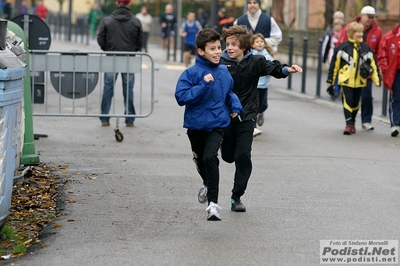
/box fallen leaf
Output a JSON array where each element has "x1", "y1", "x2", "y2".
[
  {"x1": 52, "y1": 223, "x2": 62, "y2": 228},
  {"x1": 67, "y1": 219, "x2": 75, "y2": 222}
]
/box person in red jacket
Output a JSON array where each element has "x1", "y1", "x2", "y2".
[
  {"x1": 378, "y1": 24, "x2": 400, "y2": 137},
  {"x1": 337, "y1": 6, "x2": 382, "y2": 132},
  {"x1": 34, "y1": 0, "x2": 49, "y2": 21}
]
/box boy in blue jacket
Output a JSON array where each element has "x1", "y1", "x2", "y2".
[
  {"x1": 175, "y1": 28, "x2": 243, "y2": 221},
  {"x1": 220, "y1": 25, "x2": 302, "y2": 212}
]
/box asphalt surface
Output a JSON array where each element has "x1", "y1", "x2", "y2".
[{"x1": 3, "y1": 37, "x2": 399, "y2": 266}]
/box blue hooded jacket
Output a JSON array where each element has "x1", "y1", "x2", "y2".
[{"x1": 175, "y1": 55, "x2": 242, "y2": 131}]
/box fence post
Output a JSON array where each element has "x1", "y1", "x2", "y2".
[
  {"x1": 301, "y1": 37, "x2": 308, "y2": 93},
  {"x1": 316, "y1": 38, "x2": 323, "y2": 97},
  {"x1": 382, "y1": 87, "x2": 388, "y2": 116},
  {"x1": 287, "y1": 35, "x2": 293, "y2": 90}
]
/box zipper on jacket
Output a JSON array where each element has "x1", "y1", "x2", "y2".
[{"x1": 354, "y1": 46, "x2": 360, "y2": 84}]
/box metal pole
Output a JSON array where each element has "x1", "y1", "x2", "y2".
[
  {"x1": 177, "y1": 0, "x2": 182, "y2": 62},
  {"x1": 67, "y1": 0, "x2": 73, "y2": 41},
  {"x1": 316, "y1": 38, "x2": 323, "y2": 97},
  {"x1": 382, "y1": 87, "x2": 388, "y2": 116},
  {"x1": 287, "y1": 35, "x2": 293, "y2": 90},
  {"x1": 211, "y1": 0, "x2": 218, "y2": 31},
  {"x1": 23, "y1": 14, "x2": 30, "y2": 41},
  {"x1": 301, "y1": 37, "x2": 308, "y2": 93}
]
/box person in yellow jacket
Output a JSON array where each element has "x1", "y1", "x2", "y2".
[{"x1": 327, "y1": 22, "x2": 381, "y2": 135}]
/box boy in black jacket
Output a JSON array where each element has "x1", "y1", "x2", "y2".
[{"x1": 220, "y1": 25, "x2": 302, "y2": 212}]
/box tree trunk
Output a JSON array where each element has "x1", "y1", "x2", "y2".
[
  {"x1": 58, "y1": 0, "x2": 64, "y2": 13},
  {"x1": 325, "y1": 0, "x2": 334, "y2": 29},
  {"x1": 272, "y1": 0, "x2": 285, "y2": 26}
]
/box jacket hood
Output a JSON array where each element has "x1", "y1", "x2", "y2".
[
  {"x1": 221, "y1": 49, "x2": 253, "y2": 63},
  {"x1": 111, "y1": 7, "x2": 133, "y2": 22}
]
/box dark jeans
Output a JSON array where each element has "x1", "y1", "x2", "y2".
[
  {"x1": 142, "y1": 32, "x2": 149, "y2": 52},
  {"x1": 221, "y1": 119, "x2": 254, "y2": 200},
  {"x1": 342, "y1": 86, "x2": 362, "y2": 124},
  {"x1": 361, "y1": 79, "x2": 373, "y2": 123},
  {"x1": 100, "y1": 72, "x2": 136, "y2": 125},
  {"x1": 257, "y1": 88, "x2": 268, "y2": 114},
  {"x1": 389, "y1": 70, "x2": 400, "y2": 127},
  {"x1": 188, "y1": 129, "x2": 223, "y2": 204}
]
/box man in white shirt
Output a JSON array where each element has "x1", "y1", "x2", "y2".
[{"x1": 235, "y1": 0, "x2": 282, "y2": 52}]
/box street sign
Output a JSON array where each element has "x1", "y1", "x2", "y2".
[{"x1": 11, "y1": 14, "x2": 51, "y2": 50}]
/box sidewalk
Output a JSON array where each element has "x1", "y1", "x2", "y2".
[{"x1": 49, "y1": 35, "x2": 390, "y2": 127}]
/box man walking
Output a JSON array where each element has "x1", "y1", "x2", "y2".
[
  {"x1": 337, "y1": 6, "x2": 382, "y2": 131},
  {"x1": 97, "y1": 0, "x2": 142, "y2": 127},
  {"x1": 235, "y1": 0, "x2": 282, "y2": 52},
  {"x1": 378, "y1": 23, "x2": 400, "y2": 137}
]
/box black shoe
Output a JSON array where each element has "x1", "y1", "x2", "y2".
[
  {"x1": 231, "y1": 199, "x2": 246, "y2": 212},
  {"x1": 256, "y1": 113, "x2": 264, "y2": 126}
]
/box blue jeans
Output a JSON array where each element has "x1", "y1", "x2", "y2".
[
  {"x1": 100, "y1": 72, "x2": 136, "y2": 124},
  {"x1": 361, "y1": 79, "x2": 373, "y2": 124}
]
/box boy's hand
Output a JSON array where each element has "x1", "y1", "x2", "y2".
[
  {"x1": 204, "y1": 74, "x2": 214, "y2": 83},
  {"x1": 180, "y1": 32, "x2": 187, "y2": 38},
  {"x1": 288, "y1": 64, "x2": 303, "y2": 73},
  {"x1": 230, "y1": 112, "x2": 238, "y2": 118}
]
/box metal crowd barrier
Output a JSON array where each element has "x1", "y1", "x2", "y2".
[{"x1": 29, "y1": 50, "x2": 156, "y2": 141}]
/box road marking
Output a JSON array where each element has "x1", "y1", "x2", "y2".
[{"x1": 164, "y1": 65, "x2": 186, "y2": 71}]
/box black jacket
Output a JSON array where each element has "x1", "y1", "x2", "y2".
[
  {"x1": 97, "y1": 7, "x2": 142, "y2": 52},
  {"x1": 221, "y1": 49, "x2": 289, "y2": 121}
]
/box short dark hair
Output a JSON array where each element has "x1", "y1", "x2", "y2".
[
  {"x1": 196, "y1": 28, "x2": 221, "y2": 51},
  {"x1": 222, "y1": 25, "x2": 253, "y2": 51}
]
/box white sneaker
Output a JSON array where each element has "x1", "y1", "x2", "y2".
[
  {"x1": 253, "y1": 128, "x2": 262, "y2": 137},
  {"x1": 198, "y1": 184, "x2": 207, "y2": 204},
  {"x1": 391, "y1": 126, "x2": 399, "y2": 137},
  {"x1": 206, "y1": 202, "x2": 221, "y2": 221},
  {"x1": 362, "y1": 123, "x2": 374, "y2": 131}
]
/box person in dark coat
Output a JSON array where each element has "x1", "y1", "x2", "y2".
[
  {"x1": 97, "y1": 0, "x2": 142, "y2": 127},
  {"x1": 220, "y1": 25, "x2": 302, "y2": 212}
]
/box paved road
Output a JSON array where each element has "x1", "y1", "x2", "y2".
[{"x1": 4, "y1": 39, "x2": 400, "y2": 266}]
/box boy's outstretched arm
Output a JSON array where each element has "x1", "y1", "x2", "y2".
[{"x1": 287, "y1": 64, "x2": 303, "y2": 73}]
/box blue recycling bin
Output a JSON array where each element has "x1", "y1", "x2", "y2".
[{"x1": 0, "y1": 53, "x2": 26, "y2": 231}]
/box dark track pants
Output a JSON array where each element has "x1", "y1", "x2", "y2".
[
  {"x1": 188, "y1": 129, "x2": 223, "y2": 204},
  {"x1": 361, "y1": 79, "x2": 373, "y2": 124},
  {"x1": 342, "y1": 86, "x2": 363, "y2": 124},
  {"x1": 389, "y1": 70, "x2": 400, "y2": 127},
  {"x1": 221, "y1": 120, "x2": 254, "y2": 201}
]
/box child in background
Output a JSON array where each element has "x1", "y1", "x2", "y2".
[
  {"x1": 322, "y1": 19, "x2": 344, "y2": 100},
  {"x1": 175, "y1": 28, "x2": 242, "y2": 221},
  {"x1": 179, "y1": 11, "x2": 202, "y2": 68},
  {"x1": 220, "y1": 25, "x2": 302, "y2": 212},
  {"x1": 251, "y1": 33, "x2": 274, "y2": 137},
  {"x1": 327, "y1": 22, "x2": 381, "y2": 135}
]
